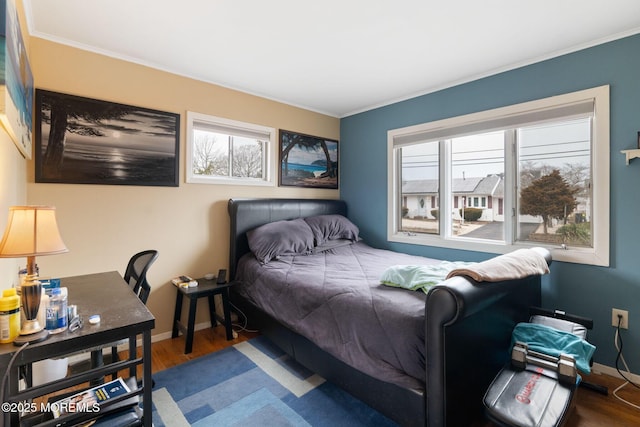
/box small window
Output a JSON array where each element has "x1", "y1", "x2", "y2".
[{"x1": 186, "y1": 112, "x2": 275, "y2": 185}]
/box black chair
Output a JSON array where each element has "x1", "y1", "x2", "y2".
[
  {"x1": 122, "y1": 250, "x2": 159, "y2": 305},
  {"x1": 70, "y1": 250, "x2": 159, "y2": 386},
  {"x1": 109, "y1": 250, "x2": 158, "y2": 378}
]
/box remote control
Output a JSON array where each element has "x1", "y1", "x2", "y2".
[
  {"x1": 216, "y1": 269, "x2": 227, "y2": 284},
  {"x1": 179, "y1": 275, "x2": 192, "y2": 282}
]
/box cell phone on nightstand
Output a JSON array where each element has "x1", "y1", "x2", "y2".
[{"x1": 217, "y1": 269, "x2": 226, "y2": 284}]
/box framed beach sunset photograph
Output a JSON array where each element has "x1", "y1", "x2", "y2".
[
  {"x1": 34, "y1": 89, "x2": 180, "y2": 186},
  {"x1": 278, "y1": 130, "x2": 338, "y2": 189}
]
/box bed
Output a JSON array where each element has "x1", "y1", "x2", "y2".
[{"x1": 227, "y1": 198, "x2": 551, "y2": 426}]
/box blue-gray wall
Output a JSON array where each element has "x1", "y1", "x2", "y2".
[{"x1": 340, "y1": 33, "x2": 640, "y2": 372}]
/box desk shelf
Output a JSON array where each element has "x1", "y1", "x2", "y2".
[{"x1": 19, "y1": 376, "x2": 141, "y2": 427}]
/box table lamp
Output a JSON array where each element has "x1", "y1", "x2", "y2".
[{"x1": 0, "y1": 206, "x2": 68, "y2": 344}]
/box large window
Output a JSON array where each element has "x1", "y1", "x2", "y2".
[
  {"x1": 186, "y1": 112, "x2": 275, "y2": 185},
  {"x1": 388, "y1": 86, "x2": 609, "y2": 266}
]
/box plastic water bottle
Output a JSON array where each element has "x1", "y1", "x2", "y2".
[{"x1": 46, "y1": 288, "x2": 68, "y2": 334}]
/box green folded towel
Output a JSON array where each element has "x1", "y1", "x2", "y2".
[
  {"x1": 511, "y1": 322, "x2": 596, "y2": 374},
  {"x1": 380, "y1": 261, "x2": 476, "y2": 293}
]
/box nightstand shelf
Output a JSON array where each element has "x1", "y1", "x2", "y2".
[{"x1": 171, "y1": 279, "x2": 236, "y2": 354}]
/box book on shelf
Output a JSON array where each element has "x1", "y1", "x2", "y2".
[
  {"x1": 52, "y1": 377, "x2": 132, "y2": 419},
  {"x1": 171, "y1": 275, "x2": 198, "y2": 288}
]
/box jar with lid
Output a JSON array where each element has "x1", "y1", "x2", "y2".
[{"x1": 0, "y1": 288, "x2": 20, "y2": 343}]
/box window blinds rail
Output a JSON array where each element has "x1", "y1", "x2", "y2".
[
  {"x1": 193, "y1": 120, "x2": 271, "y2": 141},
  {"x1": 392, "y1": 99, "x2": 595, "y2": 147}
]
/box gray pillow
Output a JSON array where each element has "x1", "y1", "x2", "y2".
[
  {"x1": 304, "y1": 214, "x2": 359, "y2": 246},
  {"x1": 247, "y1": 218, "x2": 315, "y2": 264}
]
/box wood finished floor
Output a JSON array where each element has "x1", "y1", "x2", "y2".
[{"x1": 149, "y1": 327, "x2": 640, "y2": 426}]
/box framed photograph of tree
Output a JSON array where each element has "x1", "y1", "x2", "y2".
[
  {"x1": 278, "y1": 130, "x2": 338, "y2": 189},
  {"x1": 34, "y1": 89, "x2": 180, "y2": 186}
]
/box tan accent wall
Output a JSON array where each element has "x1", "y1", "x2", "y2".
[{"x1": 26, "y1": 37, "x2": 340, "y2": 338}]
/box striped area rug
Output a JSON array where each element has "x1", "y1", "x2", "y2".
[{"x1": 151, "y1": 336, "x2": 397, "y2": 426}]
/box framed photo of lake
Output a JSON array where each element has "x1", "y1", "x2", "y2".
[
  {"x1": 278, "y1": 130, "x2": 338, "y2": 189},
  {"x1": 34, "y1": 89, "x2": 180, "y2": 186}
]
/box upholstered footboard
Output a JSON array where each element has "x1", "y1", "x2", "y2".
[{"x1": 425, "y1": 262, "x2": 547, "y2": 426}]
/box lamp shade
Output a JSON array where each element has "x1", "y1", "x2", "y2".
[{"x1": 0, "y1": 206, "x2": 68, "y2": 257}]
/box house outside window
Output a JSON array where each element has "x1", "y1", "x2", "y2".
[
  {"x1": 186, "y1": 111, "x2": 276, "y2": 186},
  {"x1": 387, "y1": 86, "x2": 610, "y2": 266}
]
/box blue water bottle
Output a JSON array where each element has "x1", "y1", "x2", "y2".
[{"x1": 46, "y1": 288, "x2": 68, "y2": 334}]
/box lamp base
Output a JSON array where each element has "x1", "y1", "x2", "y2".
[
  {"x1": 19, "y1": 317, "x2": 45, "y2": 335},
  {"x1": 14, "y1": 328, "x2": 49, "y2": 345}
]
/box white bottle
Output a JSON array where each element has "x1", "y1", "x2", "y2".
[{"x1": 37, "y1": 292, "x2": 49, "y2": 332}]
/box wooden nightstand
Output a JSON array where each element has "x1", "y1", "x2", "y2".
[{"x1": 171, "y1": 278, "x2": 235, "y2": 354}]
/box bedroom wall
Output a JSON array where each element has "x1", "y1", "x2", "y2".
[
  {"x1": 20, "y1": 38, "x2": 340, "y2": 338},
  {"x1": 340, "y1": 33, "x2": 640, "y2": 373}
]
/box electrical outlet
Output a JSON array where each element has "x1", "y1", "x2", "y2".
[{"x1": 612, "y1": 308, "x2": 629, "y2": 329}]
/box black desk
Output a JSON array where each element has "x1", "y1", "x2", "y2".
[
  {"x1": 0, "y1": 271, "x2": 155, "y2": 427},
  {"x1": 172, "y1": 279, "x2": 235, "y2": 354}
]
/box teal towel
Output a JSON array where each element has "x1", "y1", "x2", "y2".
[
  {"x1": 380, "y1": 261, "x2": 476, "y2": 293},
  {"x1": 511, "y1": 322, "x2": 596, "y2": 374}
]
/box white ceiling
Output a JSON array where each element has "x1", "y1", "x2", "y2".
[{"x1": 24, "y1": 0, "x2": 640, "y2": 118}]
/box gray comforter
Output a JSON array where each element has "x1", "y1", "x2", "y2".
[{"x1": 235, "y1": 241, "x2": 443, "y2": 390}]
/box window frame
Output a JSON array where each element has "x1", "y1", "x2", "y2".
[
  {"x1": 387, "y1": 85, "x2": 610, "y2": 266},
  {"x1": 186, "y1": 111, "x2": 276, "y2": 186}
]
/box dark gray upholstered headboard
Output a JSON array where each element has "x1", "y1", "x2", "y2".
[{"x1": 227, "y1": 198, "x2": 347, "y2": 280}]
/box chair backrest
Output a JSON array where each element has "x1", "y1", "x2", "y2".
[{"x1": 123, "y1": 250, "x2": 159, "y2": 304}]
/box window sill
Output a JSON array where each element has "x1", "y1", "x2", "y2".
[
  {"x1": 186, "y1": 177, "x2": 275, "y2": 186},
  {"x1": 388, "y1": 232, "x2": 608, "y2": 267}
]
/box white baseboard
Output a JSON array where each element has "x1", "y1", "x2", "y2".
[
  {"x1": 591, "y1": 362, "x2": 640, "y2": 384},
  {"x1": 151, "y1": 320, "x2": 212, "y2": 343},
  {"x1": 67, "y1": 320, "x2": 214, "y2": 365}
]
